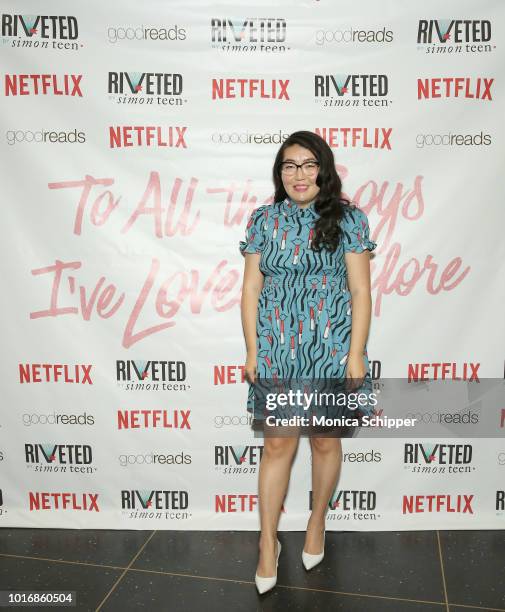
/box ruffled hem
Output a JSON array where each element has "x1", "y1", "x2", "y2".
[
  {"x1": 346, "y1": 238, "x2": 377, "y2": 254},
  {"x1": 239, "y1": 240, "x2": 262, "y2": 256}
]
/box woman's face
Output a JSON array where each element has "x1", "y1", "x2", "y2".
[{"x1": 280, "y1": 144, "x2": 320, "y2": 206}]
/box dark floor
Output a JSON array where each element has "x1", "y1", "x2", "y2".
[{"x1": 0, "y1": 528, "x2": 504, "y2": 611}]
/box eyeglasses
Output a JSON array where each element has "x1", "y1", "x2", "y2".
[{"x1": 280, "y1": 161, "x2": 320, "y2": 176}]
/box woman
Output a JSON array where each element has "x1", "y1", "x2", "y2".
[{"x1": 239, "y1": 131, "x2": 377, "y2": 594}]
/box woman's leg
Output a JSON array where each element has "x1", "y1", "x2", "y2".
[
  {"x1": 256, "y1": 429, "x2": 300, "y2": 577},
  {"x1": 304, "y1": 435, "x2": 342, "y2": 553}
]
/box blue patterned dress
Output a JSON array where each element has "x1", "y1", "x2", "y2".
[{"x1": 239, "y1": 196, "x2": 377, "y2": 422}]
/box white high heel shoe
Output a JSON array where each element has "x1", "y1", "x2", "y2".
[
  {"x1": 302, "y1": 530, "x2": 325, "y2": 570},
  {"x1": 255, "y1": 539, "x2": 281, "y2": 594}
]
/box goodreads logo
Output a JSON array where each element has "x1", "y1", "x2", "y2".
[
  {"x1": 6, "y1": 129, "x2": 85, "y2": 146},
  {"x1": 22, "y1": 412, "x2": 95, "y2": 427},
  {"x1": 118, "y1": 451, "x2": 192, "y2": 467},
  {"x1": 315, "y1": 27, "x2": 393, "y2": 46},
  {"x1": 213, "y1": 414, "x2": 252, "y2": 428},
  {"x1": 211, "y1": 130, "x2": 290, "y2": 145},
  {"x1": 416, "y1": 131, "x2": 491, "y2": 148},
  {"x1": 106, "y1": 25, "x2": 186, "y2": 44}
]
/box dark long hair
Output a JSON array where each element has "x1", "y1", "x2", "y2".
[{"x1": 272, "y1": 130, "x2": 351, "y2": 252}]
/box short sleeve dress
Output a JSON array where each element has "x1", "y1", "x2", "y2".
[{"x1": 239, "y1": 197, "x2": 377, "y2": 424}]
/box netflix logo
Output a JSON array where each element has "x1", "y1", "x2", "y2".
[
  {"x1": 109, "y1": 126, "x2": 187, "y2": 148},
  {"x1": 19, "y1": 363, "x2": 93, "y2": 384},
  {"x1": 117, "y1": 409, "x2": 191, "y2": 430},
  {"x1": 417, "y1": 77, "x2": 493, "y2": 100},
  {"x1": 214, "y1": 494, "x2": 259, "y2": 512},
  {"x1": 213, "y1": 365, "x2": 247, "y2": 385},
  {"x1": 4, "y1": 74, "x2": 83, "y2": 96},
  {"x1": 407, "y1": 362, "x2": 480, "y2": 381},
  {"x1": 402, "y1": 494, "x2": 474, "y2": 514},
  {"x1": 29, "y1": 491, "x2": 99, "y2": 511},
  {"x1": 316, "y1": 127, "x2": 392, "y2": 150},
  {"x1": 212, "y1": 78, "x2": 289, "y2": 100}
]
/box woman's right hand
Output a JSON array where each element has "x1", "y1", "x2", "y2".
[{"x1": 245, "y1": 352, "x2": 257, "y2": 384}]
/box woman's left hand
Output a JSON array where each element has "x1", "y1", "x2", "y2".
[{"x1": 345, "y1": 352, "x2": 366, "y2": 392}]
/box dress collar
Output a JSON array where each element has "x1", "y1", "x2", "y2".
[{"x1": 280, "y1": 197, "x2": 319, "y2": 218}]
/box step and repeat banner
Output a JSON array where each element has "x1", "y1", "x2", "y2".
[{"x1": 1, "y1": 0, "x2": 505, "y2": 530}]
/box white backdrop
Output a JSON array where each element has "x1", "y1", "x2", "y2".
[{"x1": 1, "y1": 0, "x2": 505, "y2": 530}]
